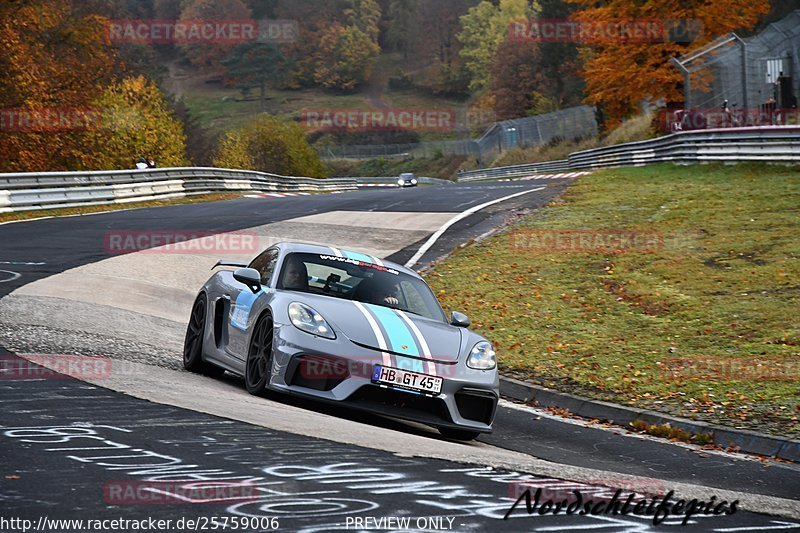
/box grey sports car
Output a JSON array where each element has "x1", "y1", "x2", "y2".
[{"x1": 183, "y1": 242, "x2": 499, "y2": 440}]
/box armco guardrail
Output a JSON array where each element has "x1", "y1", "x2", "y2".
[
  {"x1": 0, "y1": 167, "x2": 354, "y2": 190},
  {"x1": 0, "y1": 167, "x2": 359, "y2": 213},
  {"x1": 457, "y1": 160, "x2": 569, "y2": 182},
  {"x1": 457, "y1": 126, "x2": 800, "y2": 181},
  {"x1": 567, "y1": 126, "x2": 800, "y2": 169}
]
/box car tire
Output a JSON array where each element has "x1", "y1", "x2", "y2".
[
  {"x1": 245, "y1": 312, "x2": 274, "y2": 396},
  {"x1": 184, "y1": 294, "x2": 208, "y2": 372},
  {"x1": 438, "y1": 427, "x2": 481, "y2": 441},
  {"x1": 183, "y1": 294, "x2": 225, "y2": 377}
]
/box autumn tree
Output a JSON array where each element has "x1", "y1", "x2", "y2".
[
  {"x1": 535, "y1": 0, "x2": 584, "y2": 109},
  {"x1": 74, "y1": 0, "x2": 156, "y2": 19},
  {"x1": 223, "y1": 43, "x2": 290, "y2": 111},
  {"x1": 313, "y1": 0, "x2": 382, "y2": 90},
  {"x1": 567, "y1": 0, "x2": 770, "y2": 126},
  {"x1": 177, "y1": 0, "x2": 252, "y2": 73},
  {"x1": 79, "y1": 76, "x2": 188, "y2": 170},
  {"x1": 411, "y1": 0, "x2": 476, "y2": 95},
  {"x1": 346, "y1": 0, "x2": 382, "y2": 42},
  {"x1": 0, "y1": 0, "x2": 119, "y2": 172},
  {"x1": 272, "y1": 0, "x2": 343, "y2": 57},
  {"x1": 75, "y1": 0, "x2": 164, "y2": 81},
  {"x1": 214, "y1": 115, "x2": 326, "y2": 178},
  {"x1": 154, "y1": 0, "x2": 181, "y2": 20},
  {"x1": 314, "y1": 24, "x2": 381, "y2": 90},
  {"x1": 271, "y1": 0, "x2": 381, "y2": 91},
  {"x1": 490, "y1": 39, "x2": 552, "y2": 120},
  {"x1": 386, "y1": 0, "x2": 418, "y2": 59},
  {"x1": 458, "y1": 0, "x2": 537, "y2": 92},
  {"x1": 244, "y1": 0, "x2": 278, "y2": 18}
]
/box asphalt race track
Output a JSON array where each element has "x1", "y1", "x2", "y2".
[{"x1": 1, "y1": 180, "x2": 799, "y2": 532}]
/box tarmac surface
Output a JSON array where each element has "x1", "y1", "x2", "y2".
[{"x1": 1, "y1": 181, "x2": 798, "y2": 531}]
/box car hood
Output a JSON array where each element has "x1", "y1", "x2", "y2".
[{"x1": 291, "y1": 294, "x2": 463, "y2": 363}]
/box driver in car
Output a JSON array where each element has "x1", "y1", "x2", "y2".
[
  {"x1": 282, "y1": 256, "x2": 309, "y2": 291},
  {"x1": 356, "y1": 277, "x2": 400, "y2": 307}
]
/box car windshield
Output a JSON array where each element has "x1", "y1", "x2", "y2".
[{"x1": 277, "y1": 253, "x2": 446, "y2": 322}]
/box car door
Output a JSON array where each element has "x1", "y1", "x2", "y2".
[{"x1": 227, "y1": 248, "x2": 279, "y2": 358}]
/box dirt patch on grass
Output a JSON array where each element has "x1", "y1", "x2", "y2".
[{"x1": 602, "y1": 279, "x2": 672, "y2": 316}]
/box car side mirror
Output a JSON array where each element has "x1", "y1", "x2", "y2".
[
  {"x1": 233, "y1": 268, "x2": 262, "y2": 294},
  {"x1": 450, "y1": 311, "x2": 471, "y2": 328}
]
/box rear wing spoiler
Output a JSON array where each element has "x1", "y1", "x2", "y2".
[{"x1": 212, "y1": 260, "x2": 249, "y2": 270}]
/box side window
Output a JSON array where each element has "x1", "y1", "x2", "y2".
[
  {"x1": 249, "y1": 249, "x2": 279, "y2": 286},
  {"x1": 399, "y1": 280, "x2": 426, "y2": 316}
]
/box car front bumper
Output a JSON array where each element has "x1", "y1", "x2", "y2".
[{"x1": 269, "y1": 323, "x2": 499, "y2": 433}]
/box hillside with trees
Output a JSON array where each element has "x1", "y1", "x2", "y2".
[{"x1": 1, "y1": 0, "x2": 792, "y2": 173}]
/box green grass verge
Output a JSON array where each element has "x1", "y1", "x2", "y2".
[{"x1": 425, "y1": 163, "x2": 800, "y2": 436}]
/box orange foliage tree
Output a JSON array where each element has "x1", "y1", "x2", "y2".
[
  {"x1": 0, "y1": 0, "x2": 118, "y2": 172},
  {"x1": 79, "y1": 76, "x2": 188, "y2": 170},
  {"x1": 566, "y1": 0, "x2": 770, "y2": 127},
  {"x1": 490, "y1": 39, "x2": 551, "y2": 120},
  {"x1": 273, "y1": 0, "x2": 381, "y2": 90},
  {"x1": 177, "y1": 0, "x2": 252, "y2": 74}
]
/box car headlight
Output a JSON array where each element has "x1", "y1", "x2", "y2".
[
  {"x1": 397, "y1": 179, "x2": 404, "y2": 185},
  {"x1": 288, "y1": 302, "x2": 335, "y2": 339},
  {"x1": 411, "y1": 179, "x2": 418, "y2": 184},
  {"x1": 467, "y1": 341, "x2": 496, "y2": 370}
]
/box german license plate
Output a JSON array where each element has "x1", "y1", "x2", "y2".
[{"x1": 372, "y1": 365, "x2": 443, "y2": 395}]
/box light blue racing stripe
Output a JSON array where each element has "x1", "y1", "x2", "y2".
[
  {"x1": 230, "y1": 289, "x2": 260, "y2": 331},
  {"x1": 366, "y1": 303, "x2": 424, "y2": 373},
  {"x1": 342, "y1": 250, "x2": 376, "y2": 264}
]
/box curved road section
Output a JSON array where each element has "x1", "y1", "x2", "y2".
[{"x1": 1, "y1": 181, "x2": 799, "y2": 531}]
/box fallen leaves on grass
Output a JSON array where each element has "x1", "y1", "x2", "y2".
[{"x1": 629, "y1": 420, "x2": 713, "y2": 445}]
